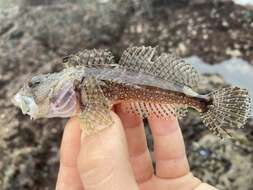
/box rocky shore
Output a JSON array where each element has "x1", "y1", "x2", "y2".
[{"x1": 0, "y1": 1, "x2": 252, "y2": 189}]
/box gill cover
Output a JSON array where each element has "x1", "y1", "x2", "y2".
[{"x1": 47, "y1": 81, "x2": 78, "y2": 118}]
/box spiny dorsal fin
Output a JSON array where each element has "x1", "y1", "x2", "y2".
[
  {"x1": 63, "y1": 49, "x2": 116, "y2": 68},
  {"x1": 121, "y1": 101, "x2": 186, "y2": 119},
  {"x1": 118, "y1": 46, "x2": 200, "y2": 88}
]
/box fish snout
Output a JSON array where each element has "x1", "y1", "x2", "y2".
[{"x1": 12, "y1": 93, "x2": 39, "y2": 118}]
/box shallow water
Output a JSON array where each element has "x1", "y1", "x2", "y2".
[
  {"x1": 0, "y1": 0, "x2": 15, "y2": 9},
  {"x1": 186, "y1": 56, "x2": 253, "y2": 116},
  {"x1": 233, "y1": 0, "x2": 253, "y2": 6}
]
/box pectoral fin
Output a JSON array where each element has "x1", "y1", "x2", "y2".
[{"x1": 78, "y1": 76, "x2": 114, "y2": 135}]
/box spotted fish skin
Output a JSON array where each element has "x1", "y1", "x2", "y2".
[
  {"x1": 12, "y1": 46, "x2": 251, "y2": 138},
  {"x1": 99, "y1": 80, "x2": 209, "y2": 113}
]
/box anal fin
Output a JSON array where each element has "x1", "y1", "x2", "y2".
[
  {"x1": 121, "y1": 101, "x2": 186, "y2": 119},
  {"x1": 79, "y1": 76, "x2": 114, "y2": 135}
]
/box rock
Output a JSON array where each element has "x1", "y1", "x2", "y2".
[
  {"x1": 188, "y1": 135, "x2": 253, "y2": 190},
  {"x1": 176, "y1": 42, "x2": 188, "y2": 56},
  {"x1": 222, "y1": 19, "x2": 229, "y2": 27},
  {"x1": 1, "y1": 1, "x2": 253, "y2": 189},
  {"x1": 119, "y1": 0, "x2": 253, "y2": 64},
  {"x1": 226, "y1": 48, "x2": 242, "y2": 57}
]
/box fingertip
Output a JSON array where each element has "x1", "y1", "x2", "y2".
[
  {"x1": 115, "y1": 104, "x2": 143, "y2": 129},
  {"x1": 148, "y1": 116, "x2": 179, "y2": 135},
  {"x1": 110, "y1": 110, "x2": 124, "y2": 126}
]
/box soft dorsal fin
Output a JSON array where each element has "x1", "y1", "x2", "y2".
[
  {"x1": 63, "y1": 49, "x2": 116, "y2": 68},
  {"x1": 118, "y1": 46, "x2": 200, "y2": 88}
]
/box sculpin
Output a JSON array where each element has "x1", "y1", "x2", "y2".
[{"x1": 12, "y1": 46, "x2": 251, "y2": 137}]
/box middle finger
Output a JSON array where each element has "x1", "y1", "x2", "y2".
[
  {"x1": 115, "y1": 104, "x2": 154, "y2": 184},
  {"x1": 148, "y1": 116, "x2": 190, "y2": 179}
]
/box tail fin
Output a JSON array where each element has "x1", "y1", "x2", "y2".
[{"x1": 201, "y1": 87, "x2": 251, "y2": 138}]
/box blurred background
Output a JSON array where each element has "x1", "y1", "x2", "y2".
[{"x1": 0, "y1": 0, "x2": 253, "y2": 189}]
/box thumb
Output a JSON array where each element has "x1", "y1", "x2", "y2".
[{"x1": 77, "y1": 111, "x2": 138, "y2": 190}]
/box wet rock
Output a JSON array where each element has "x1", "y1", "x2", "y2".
[
  {"x1": 226, "y1": 48, "x2": 242, "y2": 57},
  {"x1": 119, "y1": 1, "x2": 253, "y2": 64},
  {"x1": 176, "y1": 42, "x2": 188, "y2": 56},
  {"x1": 1, "y1": 1, "x2": 253, "y2": 189},
  {"x1": 188, "y1": 135, "x2": 253, "y2": 190}
]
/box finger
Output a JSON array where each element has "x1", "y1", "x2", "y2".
[
  {"x1": 148, "y1": 116, "x2": 189, "y2": 179},
  {"x1": 139, "y1": 173, "x2": 201, "y2": 190},
  {"x1": 115, "y1": 104, "x2": 153, "y2": 184},
  {"x1": 195, "y1": 183, "x2": 219, "y2": 190},
  {"x1": 77, "y1": 111, "x2": 138, "y2": 190},
  {"x1": 56, "y1": 117, "x2": 83, "y2": 190}
]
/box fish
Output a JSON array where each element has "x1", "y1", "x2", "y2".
[{"x1": 12, "y1": 46, "x2": 251, "y2": 137}]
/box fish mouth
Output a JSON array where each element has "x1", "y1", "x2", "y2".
[{"x1": 12, "y1": 93, "x2": 39, "y2": 118}]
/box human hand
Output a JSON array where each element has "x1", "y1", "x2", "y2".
[{"x1": 56, "y1": 105, "x2": 218, "y2": 190}]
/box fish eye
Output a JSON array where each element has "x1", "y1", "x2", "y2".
[
  {"x1": 28, "y1": 81, "x2": 41, "y2": 88},
  {"x1": 62, "y1": 56, "x2": 70, "y2": 63}
]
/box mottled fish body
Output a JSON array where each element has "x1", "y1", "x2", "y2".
[{"x1": 12, "y1": 46, "x2": 251, "y2": 137}]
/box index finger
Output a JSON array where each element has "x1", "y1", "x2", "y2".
[{"x1": 148, "y1": 116, "x2": 190, "y2": 179}]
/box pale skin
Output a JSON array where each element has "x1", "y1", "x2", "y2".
[{"x1": 56, "y1": 105, "x2": 218, "y2": 190}]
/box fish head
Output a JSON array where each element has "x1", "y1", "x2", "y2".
[{"x1": 12, "y1": 69, "x2": 80, "y2": 119}]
